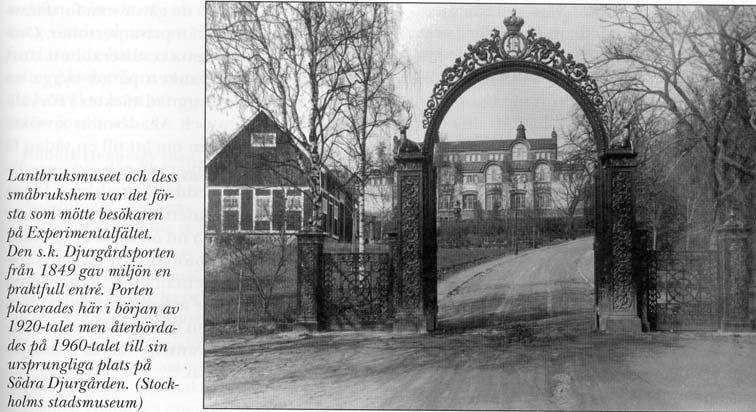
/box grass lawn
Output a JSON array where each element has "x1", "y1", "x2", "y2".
[
  {"x1": 205, "y1": 236, "x2": 298, "y2": 327},
  {"x1": 437, "y1": 246, "x2": 512, "y2": 280},
  {"x1": 437, "y1": 238, "x2": 574, "y2": 280}
]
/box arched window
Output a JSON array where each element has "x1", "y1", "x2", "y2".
[
  {"x1": 440, "y1": 167, "x2": 455, "y2": 185},
  {"x1": 535, "y1": 164, "x2": 551, "y2": 182},
  {"x1": 485, "y1": 165, "x2": 502, "y2": 183},
  {"x1": 512, "y1": 143, "x2": 528, "y2": 161}
]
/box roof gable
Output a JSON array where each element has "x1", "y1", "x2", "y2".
[{"x1": 205, "y1": 112, "x2": 353, "y2": 194}]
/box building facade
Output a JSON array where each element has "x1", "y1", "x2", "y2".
[
  {"x1": 435, "y1": 123, "x2": 586, "y2": 221},
  {"x1": 205, "y1": 112, "x2": 354, "y2": 240}
]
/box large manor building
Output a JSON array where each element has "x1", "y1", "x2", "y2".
[{"x1": 435, "y1": 123, "x2": 585, "y2": 221}]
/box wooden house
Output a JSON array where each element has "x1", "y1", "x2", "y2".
[{"x1": 205, "y1": 113, "x2": 354, "y2": 240}]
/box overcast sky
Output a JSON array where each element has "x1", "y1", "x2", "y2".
[{"x1": 206, "y1": 3, "x2": 616, "y2": 148}]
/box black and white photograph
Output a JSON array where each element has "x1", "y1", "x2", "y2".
[{"x1": 203, "y1": 3, "x2": 756, "y2": 410}]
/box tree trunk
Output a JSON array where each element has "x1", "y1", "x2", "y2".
[
  {"x1": 236, "y1": 268, "x2": 243, "y2": 333},
  {"x1": 305, "y1": 5, "x2": 324, "y2": 231}
]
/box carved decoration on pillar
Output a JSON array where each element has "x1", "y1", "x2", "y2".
[
  {"x1": 725, "y1": 241, "x2": 749, "y2": 322},
  {"x1": 385, "y1": 230, "x2": 402, "y2": 315},
  {"x1": 296, "y1": 232, "x2": 325, "y2": 325},
  {"x1": 610, "y1": 171, "x2": 635, "y2": 311},
  {"x1": 399, "y1": 174, "x2": 422, "y2": 308},
  {"x1": 715, "y1": 213, "x2": 752, "y2": 330}
]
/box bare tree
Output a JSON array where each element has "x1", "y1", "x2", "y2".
[
  {"x1": 552, "y1": 167, "x2": 590, "y2": 239},
  {"x1": 216, "y1": 229, "x2": 291, "y2": 331},
  {"x1": 334, "y1": 4, "x2": 408, "y2": 252},
  {"x1": 596, "y1": 5, "x2": 756, "y2": 225},
  {"x1": 206, "y1": 3, "x2": 365, "y2": 229},
  {"x1": 554, "y1": 108, "x2": 599, "y2": 238},
  {"x1": 206, "y1": 131, "x2": 232, "y2": 162},
  {"x1": 364, "y1": 140, "x2": 395, "y2": 226}
]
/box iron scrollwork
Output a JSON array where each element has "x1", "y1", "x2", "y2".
[
  {"x1": 322, "y1": 252, "x2": 393, "y2": 327},
  {"x1": 646, "y1": 250, "x2": 719, "y2": 331},
  {"x1": 610, "y1": 172, "x2": 634, "y2": 311},
  {"x1": 422, "y1": 10, "x2": 607, "y2": 129},
  {"x1": 399, "y1": 175, "x2": 423, "y2": 308}
]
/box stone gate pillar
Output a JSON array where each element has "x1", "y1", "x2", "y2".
[
  {"x1": 296, "y1": 229, "x2": 327, "y2": 331},
  {"x1": 393, "y1": 148, "x2": 433, "y2": 332},
  {"x1": 597, "y1": 149, "x2": 642, "y2": 332},
  {"x1": 716, "y1": 213, "x2": 753, "y2": 331}
]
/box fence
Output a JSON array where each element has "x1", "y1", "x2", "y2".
[
  {"x1": 321, "y1": 252, "x2": 393, "y2": 329},
  {"x1": 638, "y1": 215, "x2": 754, "y2": 332},
  {"x1": 644, "y1": 250, "x2": 720, "y2": 331}
]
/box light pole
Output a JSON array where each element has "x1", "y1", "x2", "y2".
[
  {"x1": 511, "y1": 176, "x2": 525, "y2": 255},
  {"x1": 514, "y1": 197, "x2": 519, "y2": 255}
]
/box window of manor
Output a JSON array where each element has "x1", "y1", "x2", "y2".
[
  {"x1": 485, "y1": 165, "x2": 502, "y2": 183},
  {"x1": 512, "y1": 143, "x2": 528, "y2": 161},
  {"x1": 463, "y1": 193, "x2": 478, "y2": 210},
  {"x1": 463, "y1": 174, "x2": 479, "y2": 184},
  {"x1": 535, "y1": 164, "x2": 552, "y2": 182}
]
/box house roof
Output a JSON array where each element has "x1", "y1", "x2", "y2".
[
  {"x1": 205, "y1": 112, "x2": 355, "y2": 197},
  {"x1": 438, "y1": 138, "x2": 557, "y2": 152},
  {"x1": 206, "y1": 111, "x2": 312, "y2": 166},
  {"x1": 205, "y1": 113, "x2": 258, "y2": 166},
  {"x1": 438, "y1": 123, "x2": 558, "y2": 152},
  {"x1": 439, "y1": 159, "x2": 577, "y2": 174}
]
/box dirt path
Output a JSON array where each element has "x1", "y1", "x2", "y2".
[
  {"x1": 204, "y1": 331, "x2": 756, "y2": 410},
  {"x1": 438, "y1": 237, "x2": 595, "y2": 332},
  {"x1": 204, "y1": 238, "x2": 756, "y2": 409}
]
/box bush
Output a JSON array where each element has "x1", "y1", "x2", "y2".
[{"x1": 204, "y1": 234, "x2": 298, "y2": 327}]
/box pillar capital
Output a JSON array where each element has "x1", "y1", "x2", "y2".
[
  {"x1": 395, "y1": 151, "x2": 426, "y2": 168},
  {"x1": 600, "y1": 149, "x2": 637, "y2": 167}
]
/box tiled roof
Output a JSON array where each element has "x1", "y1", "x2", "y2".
[
  {"x1": 459, "y1": 162, "x2": 487, "y2": 173},
  {"x1": 438, "y1": 159, "x2": 582, "y2": 174},
  {"x1": 438, "y1": 138, "x2": 557, "y2": 152}
]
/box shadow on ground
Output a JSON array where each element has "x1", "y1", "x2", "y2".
[{"x1": 205, "y1": 328, "x2": 756, "y2": 410}]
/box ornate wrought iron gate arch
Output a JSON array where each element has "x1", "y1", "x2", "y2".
[
  {"x1": 392, "y1": 11, "x2": 642, "y2": 332},
  {"x1": 421, "y1": 60, "x2": 609, "y2": 156}
]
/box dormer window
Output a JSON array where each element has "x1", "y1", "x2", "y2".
[
  {"x1": 512, "y1": 143, "x2": 528, "y2": 161},
  {"x1": 251, "y1": 132, "x2": 276, "y2": 147}
]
